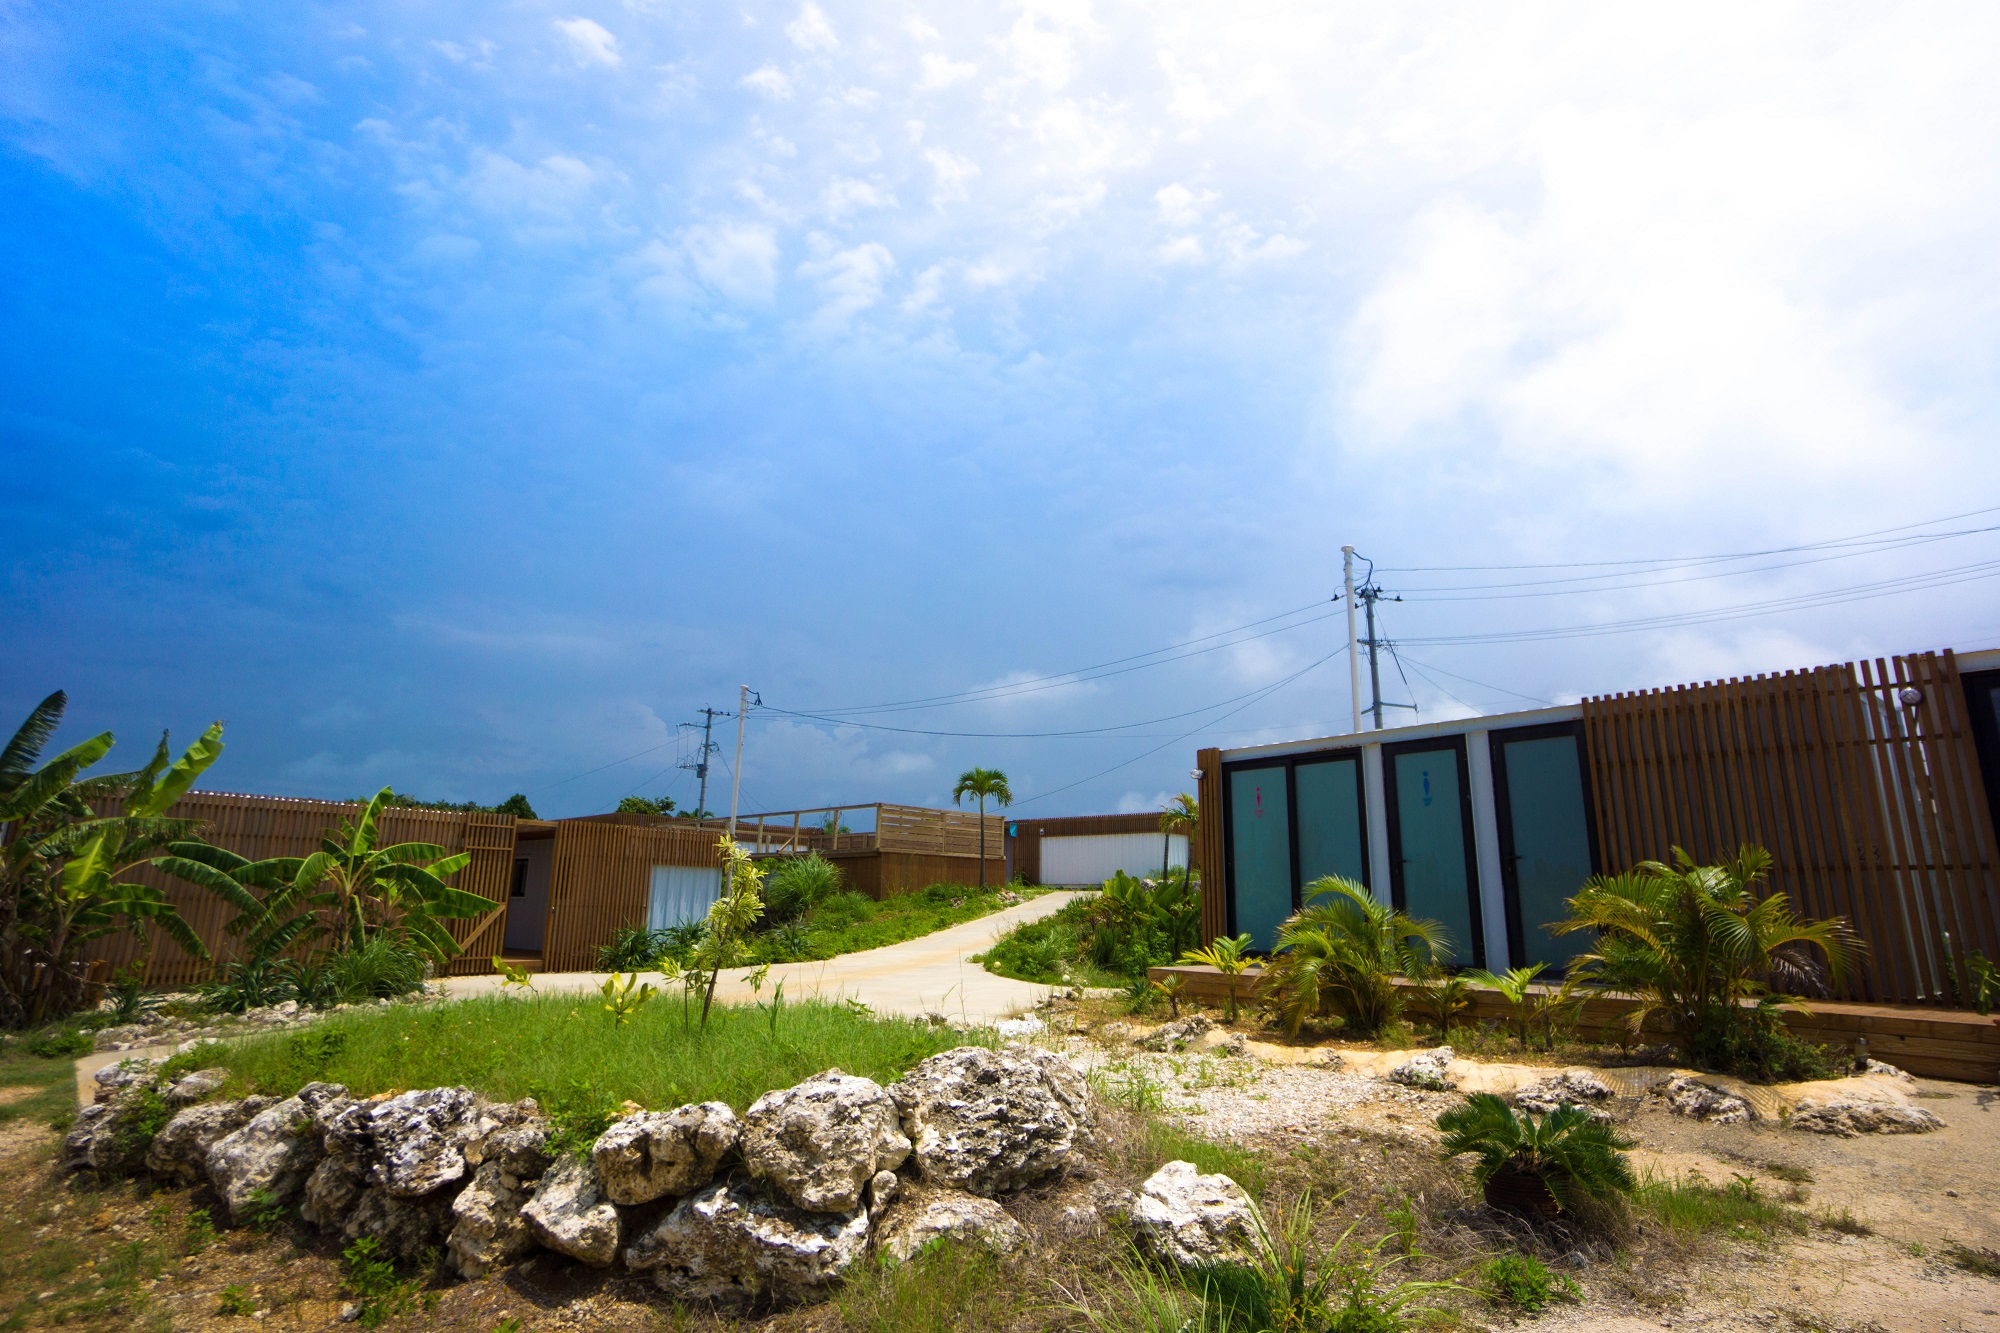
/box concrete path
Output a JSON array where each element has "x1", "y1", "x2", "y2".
[{"x1": 440, "y1": 890, "x2": 1087, "y2": 1023}]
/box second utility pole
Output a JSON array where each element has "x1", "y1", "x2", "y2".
[{"x1": 726, "y1": 685, "x2": 750, "y2": 840}]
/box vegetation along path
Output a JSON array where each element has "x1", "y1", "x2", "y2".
[{"x1": 442, "y1": 889, "x2": 1089, "y2": 1022}]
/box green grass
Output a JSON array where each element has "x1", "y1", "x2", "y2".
[
  {"x1": 835, "y1": 1239, "x2": 1018, "y2": 1333},
  {"x1": 1132, "y1": 1120, "x2": 1269, "y2": 1199},
  {"x1": 0, "y1": 1039, "x2": 85, "y2": 1130},
  {"x1": 750, "y1": 884, "x2": 1047, "y2": 964},
  {"x1": 205, "y1": 992, "x2": 992, "y2": 1118},
  {"x1": 1633, "y1": 1172, "x2": 1808, "y2": 1243},
  {"x1": 974, "y1": 898, "x2": 1131, "y2": 988}
]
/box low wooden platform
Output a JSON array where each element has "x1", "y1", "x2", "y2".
[{"x1": 1145, "y1": 964, "x2": 2000, "y2": 1084}]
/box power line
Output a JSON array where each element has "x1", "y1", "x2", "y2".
[
  {"x1": 1394, "y1": 524, "x2": 2000, "y2": 600},
  {"x1": 1391, "y1": 652, "x2": 1555, "y2": 707},
  {"x1": 1010, "y1": 645, "x2": 1346, "y2": 810},
  {"x1": 765, "y1": 651, "x2": 1350, "y2": 740},
  {"x1": 1380, "y1": 500, "x2": 2000, "y2": 574},
  {"x1": 1399, "y1": 557, "x2": 2000, "y2": 647},
  {"x1": 793, "y1": 602, "x2": 1340, "y2": 716}
]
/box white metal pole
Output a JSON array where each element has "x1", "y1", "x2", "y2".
[
  {"x1": 1342, "y1": 546, "x2": 1362, "y2": 734},
  {"x1": 726, "y1": 684, "x2": 749, "y2": 840}
]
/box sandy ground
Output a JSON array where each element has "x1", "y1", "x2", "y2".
[{"x1": 1082, "y1": 1015, "x2": 2000, "y2": 1333}]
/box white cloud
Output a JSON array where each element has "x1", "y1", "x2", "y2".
[
  {"x1": 552, "y1": 17, "x2": 621, "y2": 68},
  {"x1": 1154, "y1": 183, "x2": 1215, "y2": 227},
  {"x1": 740, "y1": 65, "x2": 793, "y2": 99},
  {"x1": 682, "y1": 222, "x2": 779, "y2": 304},
  {"x1": 821, "y1": 176, "x2": 895, "y2": 217},
  {"x1": 919, "y1": 52, "x2": 977, "y2": 90},
  {"x1": 786, "y1": 2, "x2": 838, "y2": 52},
  {"x1": 1154, "y1": 235, "x2": 1203, "y2": 264},
  {"x1": 924, "y1": 148, "x2": 979, "y2": 205},
  {"x1": 798, "y1": 237, "x2": 896, "y2": 329}
]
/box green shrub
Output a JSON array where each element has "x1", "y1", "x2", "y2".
[
  {"x1": 1436, "y1": 1093, "x2": 1635, "y2": 1215},
  {"x1": 327, "y1": 936, "x2": 427, "y2": 1002},
  {"x1": 809, "y1": 891, "x2": 874, "y2": 930},
  {"x1": 216, "y1": 1284, "x2": 255, "y2": 1316},
  {"x1": 341, "y1": 1237, "x2": 418, "y2": 1327},
  {"x1": 1259, "y1": 878, "x2": 1446, "y2": 1038},
  {"x1": 1554, "y1": 845, "x2": 1857, "y2": 1080},
  {"x1": 1483, "y1": 1253, "x2": 1577, "y2": 1311},
  {"x1": 27, "y1": 1026, "x2": 95, "y2": 1058},
  {"x1": 763, "y1": 854, "x2": 846, "y2": 920},
  {"x1": 200, "y1": 956, "x2": 291, "y2": 1014},
  {"x1": 1197, "y1": 1195, "x2": 1460, "y2": 1333}
]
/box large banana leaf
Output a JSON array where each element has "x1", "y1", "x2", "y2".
[
  {"x1": 126, "y1": 722, "x2": 224, "y2": 817},
  {"x1": 0, "y1": 690, "x2": 66, "y2": 786},
  {"x1": 0, "y1": 732, "x2": 114, "y2": 822}
]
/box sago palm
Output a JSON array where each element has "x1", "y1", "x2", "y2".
[
  {"x1": 1178, "y1": 932, "x2": 1254, "y2": 1021},
  {"x1": 1551, "y1": 844, "x2": 1859, "y2": 1071},
  {"x1": 951, "y1": 767, "x2": 1011, "y2": 889},
  {"x1": 1257, "y1": 876, "x2": 1448, "y2": 1037},
  {"x1": 1437, "y1": 1092, "x2": 1635, "y2": 1214}
]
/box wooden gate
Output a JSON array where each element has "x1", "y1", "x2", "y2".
[{"x1": 1581, "y1": 649, "x2": 2000, "y2": 1003}]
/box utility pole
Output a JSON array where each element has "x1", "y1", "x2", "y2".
[
  {"x1": 725, "y1": 685, "x2": 760, "y2": 840},
  {"x1": 679, "y1": 708, "x2": 723, "y2": 820},
  {"x1": 1342, "y1": 546, "x2": 1362, "y2": 734},
  {"x1": 1351, "y1": 559, "x2": 1409, "y2": 729}
]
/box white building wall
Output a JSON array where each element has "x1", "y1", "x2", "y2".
[{"x1": 1040, "y1": 832, "x2": 1188, "y2": 887}]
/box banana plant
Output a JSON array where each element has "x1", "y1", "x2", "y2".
[
  {"x1": 161, "y1": 786, "x2": 487, "y2": 964},
  {"x1": 0, "y1": 690, "x2": 231, "y2": 1025}
]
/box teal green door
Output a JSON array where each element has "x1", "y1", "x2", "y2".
[
  {"x1": 1493, "y1": 730, "x2": 1596, "y2": 971},
  {"x1": 1294, "y1": 757, "x2": 1366, "y2": 894},
  {"x1": 1387, "y1": 744, "x2": 1480, "y2": 967},
  {"x1": 1228, "y1": 765, "x2": 1292, "y2": 950}
]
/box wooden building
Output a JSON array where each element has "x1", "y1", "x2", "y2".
[
  {"x1": 91, "y1": 798, "x2": 1002, "y2": 984},
  {"x1": 1193, "y1": 646, "x2": 2000, "y2": 1007},
  {"x1": 1005, "y1": 812, "x2": 1188, "y2": 886}
]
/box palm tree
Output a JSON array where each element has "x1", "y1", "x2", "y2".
[
  {"x1": 1258, "y1": 876, "x2": 1449, "y2": 1036},
  {"x1": 1552, "y1": 844, "x2": 1859, "y2": 1074},
  {"x1": 1159, "y1": 792, "x2": 1198, "y2": 890},
  {"x1": 951, "y1": 767, "x2": 1012, "y2": 890}
]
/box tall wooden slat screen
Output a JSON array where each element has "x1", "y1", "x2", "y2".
[
  {"x1": 541, "y1": 822, "x2": 724, "y2": 974},
  {"x1": 1582, "y1": 650, "x2": 2000, "y2": 1003},
  {"x1": 87, "y1": 792, "x2": 519, "y2": 987},
  {"x1": 1195, "y1": 747, "x2": 1226, "y2": 946},
  {"x1": 875, "y1": 804, "x2": 1005, "y2": 858}
]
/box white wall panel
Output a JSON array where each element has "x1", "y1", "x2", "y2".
[{"x1": 1041, "y1": 832, "x2": 1187, "y2": 886}]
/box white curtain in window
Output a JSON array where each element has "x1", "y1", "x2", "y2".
[{"x1": 648, "y1": 865, "x2": 722, "y2": 930}]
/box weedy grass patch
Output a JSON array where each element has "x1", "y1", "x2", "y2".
[
  {"x1": 1633, "y1": 1171, "x2": 1807, "y2": 1243},
  {"x1": 208, "y1": 993, "x2": 991, "y2": 1112}
]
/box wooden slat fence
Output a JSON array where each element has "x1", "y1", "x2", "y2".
[
  {"x1": 87, "y1": 791, "x2": 518, "y2": 987},
  {"x1": 541, "y1": 821, "x2": 725, "y2": 974},
  {"x1": 1581, "y1": 649, "x2": 2000, "y2": 1004},
  {"x1": 1195, "y1": 747, "x2": 1227, "y2": 945},
  {"x1": 875, "y1": 803, "x2": 1005, "y2": 858}
]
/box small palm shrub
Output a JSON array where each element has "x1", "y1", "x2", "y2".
[
  {"x1": 1405, "y1": 970, "x2": 1474, "y2": 1035},
  {"x1": 1437, "y1": 1093, "x2": 1635, "y2": 1219},
  {"x1": 1483, "y1": 1253, "x2": 1577, "y2": 1312},
  {"x1": 1178, "y1": 934, "x2": 1254, "y2": 1021},
  {"x1": 1258, "y1": 878, "x2": 1448, "y2": 1037},
  {"x1": 764, "y1": 854, "x2": 846, "y2": 921},
  {"x1": 1554, "y1": 845, "x2": 1857, "y2": 1079}
]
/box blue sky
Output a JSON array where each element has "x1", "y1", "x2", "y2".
[{"x1": 6, "y1": 2, "x2": 2000, "y2": 819}]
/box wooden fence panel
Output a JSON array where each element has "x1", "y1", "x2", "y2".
[
  {"x1": 1582, "y1": 650, "x2": 2000, "y2": 1003},
  {"x1": 875, "y1": 804, "x2": 1005, "y2": 858},
  {"x1": 540, "y1": 822, "x2": 725, "y2": 974},
  {"x1": 85, "y1": 792, "x2": 521, "y2": 988}
]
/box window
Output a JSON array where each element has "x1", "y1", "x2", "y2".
[
  {"x1": 1383, "y1": 738, "x2": 1483, "y2": 969},
  {"x1": 1227, "y1": 765, "x2": 1292, "y2": 950},
  {"x1": 648, "y1": 865, "x2": 722, "y2": 931},
  {"x1": 1223, "y1": 749, "x2": 1369, "y2": 951},
  {"x1": 1490, "y1": 724, "x2": 1598, "y2": 973},
  {"x1": 1966, "y1": 669, "x2": 2000, "y2": 841}
]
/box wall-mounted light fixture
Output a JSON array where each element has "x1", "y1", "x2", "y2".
[{"x1": 1898, "y1": 687, "x2": 1924, "y2": 707}]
